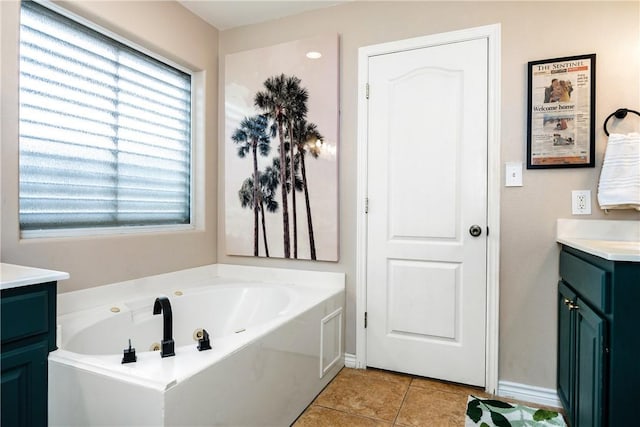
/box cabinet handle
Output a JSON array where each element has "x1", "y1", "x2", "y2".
[{"x1": 563, "y1": 298, "x2": 579, "y2": 310}]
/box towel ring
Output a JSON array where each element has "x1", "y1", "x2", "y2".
[{"x1": 603, "y1": 108, "x2": 640, "y2": 136}]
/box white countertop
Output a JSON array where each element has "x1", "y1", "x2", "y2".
[
  {"x1": 1, "y1": 263, "x2": 69, "y2": 291},
  {"x1": 557, "y1": 219, "x2": 640, "y2": 262}
]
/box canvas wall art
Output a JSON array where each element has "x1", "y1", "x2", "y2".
[{"x1": 224, "y1": 34, "x2": 339, "y2": 261}]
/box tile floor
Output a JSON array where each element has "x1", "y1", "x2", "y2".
[{"x1": 293, "y1": 367, "x2": 491, "y2": 426}]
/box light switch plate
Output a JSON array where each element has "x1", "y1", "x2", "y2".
[{"x1": 505, "y1": 162, "x2": 523, "y2": 187}]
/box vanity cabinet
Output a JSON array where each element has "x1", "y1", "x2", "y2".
[
  {"x1": 557, "y1": 246, "x2": 640, "y2": 427},
  {"x1": 1, "y1": 281, "x2": 57, "y2": 427}
]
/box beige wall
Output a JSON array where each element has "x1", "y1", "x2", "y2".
[
  {"x1": 218, "y1": 1, "x2": 640, "y2": 389},
  {"x1": 0, "y1": 1, "x2": 219, "y2": 292}
]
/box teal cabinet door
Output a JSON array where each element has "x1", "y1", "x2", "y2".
[
  {"x1": 1, "y1": 340, "x2": 49, "y2": 427},
  {"x1": 574, "y1": 298, "x2": 605, "y2": 427},
  {"x1": 557, "y1": 281, "x2": 576, "y2": 424},
  {"x1": 1, "y1": 281, "x2": 57, "y2": 427}
]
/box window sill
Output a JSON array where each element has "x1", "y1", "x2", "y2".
[{"x1": 20, "y1": 224, "x2": 196, "y2": 240}]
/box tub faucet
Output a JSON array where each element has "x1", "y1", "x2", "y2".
[{"x1": 153, "y1": 296, "x2": 175, "y2": 358}]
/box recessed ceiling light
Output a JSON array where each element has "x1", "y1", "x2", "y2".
[{"x1": 306, "y1": 51, "x2": 322, "y2": 59}]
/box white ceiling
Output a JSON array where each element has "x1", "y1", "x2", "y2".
[{"x1": 178, "y1": 1, "x2": 349, "y2": 31}]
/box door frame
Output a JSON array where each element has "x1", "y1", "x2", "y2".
[{"x1": 355, "y1": 24, "x2": 501, "y2": 393}]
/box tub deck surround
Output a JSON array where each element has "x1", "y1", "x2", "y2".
[
  {"x1": 556, "y1": 219, "x2": 640, "y2": 262},
  {"x1": 48, "y1": 264, "x2": 346, "y2": 426},
  {"x1": 56, "y1": 263, "x2": 344, "y2": 315},
  {"x1": 53, "y1": 281, "x2": 338, "y2": 391}
]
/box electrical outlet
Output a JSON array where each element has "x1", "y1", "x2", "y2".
[{"x1": 572, "y1": 190, "x2": 591, "y2": 215}]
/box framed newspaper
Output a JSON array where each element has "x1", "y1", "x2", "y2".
[{"x1": 527, "y1": 54, "x2": 596, "y2": 169}]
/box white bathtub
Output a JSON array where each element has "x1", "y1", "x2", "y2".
[{"x1": 49, "y1": 264, "x2": 345, "y2": 426}]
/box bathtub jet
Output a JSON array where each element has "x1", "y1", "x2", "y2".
[{"x1": 153, "y1": 296, "x2": 175, "y2": 358}]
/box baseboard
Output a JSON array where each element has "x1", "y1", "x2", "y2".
[
  {"x1": 344, "y1": 352, "x2": 357, "y2": 368},
  {"x1": 497, "y1": 380, "x2": 561, "y2": 409}
]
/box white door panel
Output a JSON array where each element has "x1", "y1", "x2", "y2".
[
  {"x1": 387, "y1": 260, "x2": 459, "y2": 340},
  {"x1": 366, "y1": 38, "x2": 488, "y2": 386},
  {"x1": 387, "y1": 67, "x2": 462, "y2": 240}
]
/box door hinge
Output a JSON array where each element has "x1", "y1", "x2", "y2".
[
  {"x1": 366, "y1": 83, "x2": 370, "y2": 99},
  {"x1": 364, "y1": 312, "x2": 368, "y2": 328},
  {"x1": 365, "y1": 197, "x2": 369, "y2": 214},
  {"x1": 486, "y1": 226, "x2": 489, "y2": 236}
]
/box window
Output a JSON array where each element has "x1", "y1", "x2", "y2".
[{"x1": 19, "y1": 1, "x2": 192, "y2": 235}]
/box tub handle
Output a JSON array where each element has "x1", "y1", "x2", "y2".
[
  {"x1": 122, "y1": 339, "x2": 137, "y2": 364},
  {"x1": 197, "y1": 329, "x2": 212, "y2": 351}
]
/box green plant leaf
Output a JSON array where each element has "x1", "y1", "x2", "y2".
[
  {"x1": 533, "y1": 409, "x2": 560, "y2": 421},
  {"x1": 480, "y1": 423, "x2": 490, "y2": 427},
  {"x1": 467, "y1": 399, "x2": 483, "y2": 423},
  {"x1": 482, "y1": 399, "x2": 515, "y2": 410},
  {"x1": 490, "y1": 410, "x2": 512, "y2": 427}
]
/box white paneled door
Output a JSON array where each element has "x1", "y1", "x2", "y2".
[{"x1": 365, "y1": 37, "x2": 488, "y2": 387}]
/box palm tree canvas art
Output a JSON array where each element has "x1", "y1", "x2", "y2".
[{"x1": 225, "y1": 34, "x2": 339, "y2": 261}]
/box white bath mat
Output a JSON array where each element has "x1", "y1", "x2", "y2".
[{"x1": 465, "y1": 395, "x2": 567, "y2": 427}]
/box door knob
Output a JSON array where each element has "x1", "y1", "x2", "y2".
[{"x1": 469, "y1": 225, "x2": 482, "y2": 237}]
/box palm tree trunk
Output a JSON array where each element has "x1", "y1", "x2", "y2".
[
  {"x1": 300, "y1": 153, "x2": 316, "y2": 260},
  {"x1": 260, "y1": 203, "x2": 270, "y2": 257},
  {"x1": 277, "y1": 119, "x2": 291, "y2": 258},
  {"x1": 252, "y1": 145, "x2": 260, "y2": 256},
  {"x1": 288, "y1": 125, "x2": 298, "y2": 259}
]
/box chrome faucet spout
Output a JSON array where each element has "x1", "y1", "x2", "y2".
[{"x1": 153, "y1": 296, "x2": 175, "y2": 358}]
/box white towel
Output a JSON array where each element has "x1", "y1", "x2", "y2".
[{"x1": 597, "y1": 132, "x2": 640, "y2": 211}]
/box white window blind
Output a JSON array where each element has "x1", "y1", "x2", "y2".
[{"x1": 19, "y1": 1, "x2": 192, "y2": 232}]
